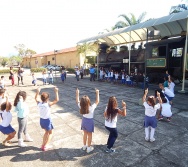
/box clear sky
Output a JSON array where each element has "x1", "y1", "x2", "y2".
[{"x1": 0, "y1": 0, "x2": 181, "y2": 56}]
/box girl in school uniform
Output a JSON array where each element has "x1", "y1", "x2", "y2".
[
  {"x1": 14, "y1": 91, "x2": 33, "y2": 147},
  {"x1": 104, "y1": 97, "x2": 127, "y2": 153},
  {"x1": 0, "y1": 96, "x2": 16, "y2": 146},
  {"x1": 35, "y1": 87, "x2": 59, "y2": 151},
  {"x1": 42, "y1": 70, "x2": 48, "y2": 85},
  {"x1": 142, "y1": 88, "x2": 161, "y2": 142},
  {"x1": 76, "y1": 88, "x2": 99, "y2": 153}
]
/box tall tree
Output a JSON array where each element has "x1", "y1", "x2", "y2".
[
  {"x1": 14, "y1": 44, "x2": 36, "y2": 57},
  {"x1": 77, "y1": 43, "x2": 98, "y2": 63},
  {"x1": 114, "y1": 12, "x2": 147, "y2": 29}
]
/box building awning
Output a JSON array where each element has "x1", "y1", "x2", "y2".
[{"x1": 77, "y1": 10, "x2": 188, "y2": 46}]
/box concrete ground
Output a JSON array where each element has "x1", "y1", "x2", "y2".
[{"x1": 0, "y1": 72, "x2": 188, "y2": 167}]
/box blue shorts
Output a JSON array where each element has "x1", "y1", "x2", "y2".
[
  {"x1": 81, "y1": 117, "x2": 94, "y2": 132},
  {"x1": 144, "y1": 116, "x2": 157, "y2": 128},
  {"x1": 165, "y1": 94, "x2": 174, "y2": 101},
  {"x1": 0, "y1": 124, "x2": 15, "y2": 134},
  {"x1": 40, "y1": 118, "x2": 54, "y2": 131}
]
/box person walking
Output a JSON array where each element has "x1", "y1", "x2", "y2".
[{"x1": 17, "y1": 67, "x2": 24, "y2": 85}]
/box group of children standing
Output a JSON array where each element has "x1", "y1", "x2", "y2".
[
  {"x1": 99, "y1": 68, "x2": 135, "y2": 86},
  {"x1": 0, "y1": 77, "x2": 174, "y2": 153}
]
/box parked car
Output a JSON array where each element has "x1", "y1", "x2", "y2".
[
  {"x1": 53, "y1": 65, "x2": 61, "y2": 71},
  {"x1": 46, "y1": 65, "x2": 55, "y2": 71}
]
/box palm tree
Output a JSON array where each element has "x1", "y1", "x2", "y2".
[
  {"x1": 114, "y1": 12, "x2": 147, "y2": 29},
  {"x1": 77, "y1": 43, "x2": 98, "y2": 63}
]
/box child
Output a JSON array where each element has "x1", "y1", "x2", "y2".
[
  {"x1": 142, "y1": 88, "x2": 161, "y2": 142},
  {"x1": 159, "y1": 83, "x2": 175, "y2": 105},
  {"x1": 121, "y1": 72, "x2": 125, "y2": 84},
  {"x1": 61, "y1": 71, "x2": 65, "y2": 83},
  {"x1": 114, "y1": 72, "x2": 119, "y2": 84},
  {"x1": 104, "y1": 97, "x2": 127, "y2": 153},
  {"x1": 0, "y1": 76, "x2": 5, "y2": 88},
  {"x1": 14, "y1": 91, "x2": 33, "y2": 147},
  {"x1": 0, "y1": 96, "x2": 16, "y2": 146},
  {"x1": 32, "y1": 73, "x2": 37, "y2": 86},
  {"x1": 126, "y1": 74, "x2": 131, "y2": 86},
  {"x1": 158, "y1": 97, "x2": 172, "y2": 122},
  {"x1": 42, "y1": 70, "x2": 47, "y2": 85},
  {"x1": 168, "y1": 76, "x2": 175, "y2": 94},
  {"x1": 76, "y1": 88, "x2": 99, "y2": 153},
  {"x1": 48, "y1": 70, "x2": 53, "y2": 84},
  {"x1": 35, "y1": 87, "x2": 59, "y2": 151},
  {"x1": 76, "y1": 68, "x2": 80, "y2": 81}
]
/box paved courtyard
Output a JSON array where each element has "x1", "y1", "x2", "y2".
[{"x1": 0, "y1": 72, "x2": 188, "y2": 167}]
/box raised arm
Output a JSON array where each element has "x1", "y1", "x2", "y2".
[
  {"x1": 35, "y1": 87, "x2": 41, "y2": 103},
  {"x1": 95, "y1": 88, "x2": 99, "y2": 105},
  {"x1": 5, "y1": 96, "x2": 9, "y2": 112},
  {"x1": 157, "y1": 91, "x2": 162, "y2": 104},
  {"x1": 76, "y1": 88, "x2": 80, "y2": 103},
  {"x1": 49, "y1": 87, "x2": 59, "y2": 106},
  {"x1": 118, "y1": 100, "x2": 127, "y2": 116},
  {"x1": 142, "y1": 88, "x2": 148, "y2": 103}
]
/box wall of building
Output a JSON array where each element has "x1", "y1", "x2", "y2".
[{"x1": 22, "y1": 50, "x2": 83, "y2": 69}]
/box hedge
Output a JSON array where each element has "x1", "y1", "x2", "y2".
[
  {"x1": 30, "y1": 68, "x2": 46, "y2": 73},
  {"x1": 0, "y1": 69, "x2": 18, "y2": 74},
  {"x1": 66, "y1": 68, "x2": 75, "y2": 73}
]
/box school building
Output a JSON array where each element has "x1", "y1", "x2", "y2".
[{"x1": 22, "y1": 47, "x2": 85, "y2": 69}]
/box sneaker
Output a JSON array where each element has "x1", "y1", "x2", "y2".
[
  {"x1": 106, "y1": 148, "x2": 116, "y2": 153},
  {"x1": 158, "y1": 116, "x2": 163, "y2": 121},
  {"x1": 86, "y1": 146, "x2": 94, "y2": 153},
  {"x1": 2, "y1": 141, "x2": 11, "y2": 146},
  {"x1": 18, "y1": 140, "x2": 27, "y2": 147},
  {"x1": 145, "y1": 137, "x2": 149, "y2": 142},
  {"x1": 25, "y1": 134, "x2": 33, "y2": 142},
  {"x1": 81, "y1": 145, "x2": 87, "y2": 151},
  {"x1": 150, "y1": 138, "x2": 155, "y2": 142},
  {"x1": 42, "y1": 145, "x2": 53, "y2": 151},
  {"x1": 167, "y1": 118, "x2": 171, "y2": 122}
]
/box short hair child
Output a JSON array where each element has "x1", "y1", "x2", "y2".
[
  {"x1": 76, "y1": 88, "x2": 99, "y2": 153},
  {"x1": 143, "y1": 88, "x2": 161, "y2": 142},
  {"x1": 0, "y1": 95, "x2": 16, "y2": 146},
  {"x1": 35, "y1": 87, "x2": 59, "y2": 151}
]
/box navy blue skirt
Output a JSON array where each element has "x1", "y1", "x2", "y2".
[
  {"x1": 81, "y1": 117, "x2": 94, "y2": 132},
  {"x1": 144, "y1": 116, "x2": 157, "y2": 128},
  {"x1": 40, "y1": 118, "x2": 54, "y2": 131},
  {"x1": 0, "y1": 124, "x2": 15, "y2": 134}
]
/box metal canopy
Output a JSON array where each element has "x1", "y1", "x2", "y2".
[{"x1": 77, "y1": 10, "x2": 188, "y2": 45}]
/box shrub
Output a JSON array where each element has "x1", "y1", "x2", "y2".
[
  {"x1": 66, "y1": 68, "x2": 75, "y2": 73},
  {"x1": 0, "y1": 68, "x2": 18, "y2": 74},
  {"x1": 30, "y1": 68, "x2": 46, "y2": 73}
]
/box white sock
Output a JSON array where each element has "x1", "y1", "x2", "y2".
[
  {"x1": 150, "y1": 127, "x2": 155, "y2": 139},
  {"x1": 145, "y1": 127, "x2": 149, "y2": 139}
]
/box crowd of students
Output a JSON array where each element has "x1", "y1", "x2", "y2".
[{"x1": 0, "y1": 66, "x2": 176, "y2": 154}]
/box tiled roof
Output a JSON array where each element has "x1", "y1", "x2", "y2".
[{"x1": 30, "y1": 46, "x2": 77, "y2": 58}]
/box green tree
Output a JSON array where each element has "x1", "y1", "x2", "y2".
[
  {"x1": 77, "y1": 43, "x2": 98, "y2": 63},
  {"x1": 0, "y1": 57, "x2": 9, "y2": 67},
  {"x1": 114, "y1": 12, "x2": 147, "y2": 29},
  {"x1": 14, "y1": 44, "x2": 36, "y2": 57},
  {"x1": 9, "y1": 55, "x2": 22, "y2": 66}
]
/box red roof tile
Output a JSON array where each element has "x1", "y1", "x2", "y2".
[{"x1": 31, "y1": 46, "x2": 77, "y2": 58}]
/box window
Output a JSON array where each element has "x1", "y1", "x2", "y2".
[
  {"x1": 172, "y1": 48, "x2": 183, "y2": 57},
  {"x1": 52, "y1": 57, "x2": 55, "y2": 60},
  {"x1": 152, "y1": 47, "x2": 158, "y2": 57}
]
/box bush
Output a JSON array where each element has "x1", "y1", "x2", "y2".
[
  {"x1": 0, "y1": 68, "x2": 18, "y2": 74},
  {"x1": 66, "y1": 68, "x2": 75, "y2": 73},
  {"x1": 30, "y1": 68, "x2": 46, "y2": 73}
]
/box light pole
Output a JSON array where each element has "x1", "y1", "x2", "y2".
[{"x1": 54, "y1": 50, "x2": 58, "y2": 81}]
